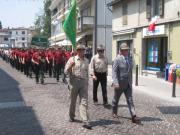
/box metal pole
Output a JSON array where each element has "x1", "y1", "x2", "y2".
[
  {"x1": 93, "y1": 0, "x2": 97, "y2": 55},
  {"x1": 135, "y1": 65, "x2": 138, "y2": 86},
  {"x1": 104, "y1": 0, "x2": 106, "y2": 53},
  {"x1": 172, "y1": 69, "x2": 176, "y2": 97}
]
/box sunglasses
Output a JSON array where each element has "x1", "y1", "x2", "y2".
[
  {"x1": 77, "y1": 49, "x2": 85, "y2": 51},
  {"x1": 97, "y1": 50, "x2": 104, "y2": 52}
]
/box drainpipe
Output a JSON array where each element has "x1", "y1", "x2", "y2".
[
  {"x1": 104, "y1": 0, "x2": 106, "y2": 55},
  {"x1": 93, "y1": 0, "x2": 97, "y2": 55}
]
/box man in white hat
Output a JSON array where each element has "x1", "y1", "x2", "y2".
[
  {"x1": 64, "y1": 44, "x2": 92, "y2": 129},
  {"x1": 90, "y1": 44, "x2": 108, "y2": 106},
  {"x1": 111, "y1": 43, "x2": 141, "y2": 123}
]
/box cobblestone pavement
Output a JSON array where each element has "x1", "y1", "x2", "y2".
[{"x1": 0, "y1": 59, "x2": 180, "y2": 135}]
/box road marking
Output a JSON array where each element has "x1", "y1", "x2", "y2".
[{"x1": 0, "y1": 101, "x2": 25, "y2": 109}]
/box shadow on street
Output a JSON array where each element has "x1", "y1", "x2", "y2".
[
  {"x1": 0, "y1": 67, "x2": 44, "y2": 135},
  {"x1": 157, "y1": 106, "x2": 180, "y2": 114}
]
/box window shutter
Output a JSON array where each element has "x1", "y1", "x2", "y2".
[
  {"x1": 159, "y1": 0, "x2": 164, "y2": 17},
  {"x1": 122, "y1": 3, "x2": 127, "y2": 25},
  {"x1": 146, "y1": 0, "x2": 151, "y2": 19}
]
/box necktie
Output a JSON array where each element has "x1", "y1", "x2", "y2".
[{"x1": 125, "y1": 57, "x2": 130, "y2": 73}]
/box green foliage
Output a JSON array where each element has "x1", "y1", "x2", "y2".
[
  {"x1": 31, "y1": 36, "x2": 48, "y2": 47},
  {"x1": 34, "y1": 0, "x2": 51, "y2": 38},
  {"x1": 176, "y1": 69, "x2": 180, "y2": 78},
  {"x1": 42, "y1": 0, "x2": 51, "y2": 38},
  {"x1": 0, "y1": 21, "x2": 2, "y2": 29},
  {"x1": 34, "y1": 15, "x2": 43, "y2": 36}
]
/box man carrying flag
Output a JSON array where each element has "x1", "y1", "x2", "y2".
[{"x1": 63, "y1": 0, "x2": 92, "y2": 130}]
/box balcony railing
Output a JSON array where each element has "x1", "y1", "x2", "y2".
[
  {"x1": 51, "y1": 0, "x2": 87, "y2": 21},
  {"x1": 77, "y1": 16, "x2": 94, "y2": 31}
]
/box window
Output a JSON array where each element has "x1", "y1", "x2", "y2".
[
  {"x1": 81, "y1": 6, "x2": 91, "y2": 16},
  {"x1": 122, "y1": 2, "x2": 128, "y2": 25},
  {"x1": 22, "y1": 37, "x2": 25, "y2": 40},
  {"x1": 9, "y1": 31, "x2": 12, "y2": 35},
  {"x1": 67, "y1": 0, "x2": 71, "y2": 8},
  {"x1": 16, "y1": 31, "x2": 18, "y2": 35},
  {"x1": 22, "y1": 31, "x2": 25, "y2": 34},
  {"x1": 22, "y1": 43, "x2": 25, "y2": 47},
  {"x1": 146, "y1": 0, "x2": 164, "y2": 19},
  {"x1": 4, "y1": 37, "x2": 8, "y2": 41},
  {"x1": 52, "y1": 8, "x2": 58, "y2": 16}
]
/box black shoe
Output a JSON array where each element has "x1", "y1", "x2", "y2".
[
  {"x1": 93, "y1": 101, "x2": 98, "y2": 105},
  {"x1": 69, "y1": 118, "x2": 75, "y2": 122},
  {"x1": 132, "y1": 115, "x2": 141, "y2": 124},
  {"x1": 82, "y1": 122, "x2": 92, "y2": 130},
  {"x1": 112, "y1": 113, "x2": 118, "y2": 118},
  {"x1": 63, "y1": 79, "x2": 68, "y2": 84},
  {"x1": 103, "y1": 102, "x2": 109, "y2": 106}
]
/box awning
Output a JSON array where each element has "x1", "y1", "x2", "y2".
[
  {"x1": 107, "y1": 0, "x2": 122, "y2": 7},
  {"x1": 50, "y1": 40, "x2": 64, "y2": 47},
  {"x1": 0, "y1": 44, "x2": 9, "y2": 48},
  {"x1": 61, "y1": 36, "x2": 83, "y2": 46},
  {"x1": 61, "y1": 40, "x2": 72, "y2": 46},
  {"x1": 113, "y1": 29, "x2": 135, "y2": 36},
  {"x1": 76, "y1": 36, "x2": 83, "y2": 42}
]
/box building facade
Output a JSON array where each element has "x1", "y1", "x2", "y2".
[
  {"x1": 0, "y1": 28, "x2": 32, "y2": 48},
  {"x1": 49, "y1": 0, "x2": 112, "y2": 63},
  {"x1": 9, "y1": 28, "x2": 31, "y2": 48},
  {"x1": 0, "y1": 29, "x2": 10, "y2": 47},
  {"x1": 109, "y1": 0, "x2": 180, "y2": 76}
]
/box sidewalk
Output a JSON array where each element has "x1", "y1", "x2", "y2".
[{"x1": 107, "y1": 65, "x2": 180, "y2": 104}]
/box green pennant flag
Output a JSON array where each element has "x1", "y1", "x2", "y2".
[{"x1": 63, "y1": 0, "x2": 77, "y2": 49}]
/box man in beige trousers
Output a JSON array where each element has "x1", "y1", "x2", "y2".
[{"x1": 64, "y1": 44, "x2": 92, "y2": 129}]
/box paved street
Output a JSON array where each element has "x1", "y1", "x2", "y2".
[{"x1": 0, "y1": 59, "x2": 180, "y2": 135}]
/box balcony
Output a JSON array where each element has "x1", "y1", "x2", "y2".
[{"x1": 77, "y1": 16, "x2": 94, "y2": 31}]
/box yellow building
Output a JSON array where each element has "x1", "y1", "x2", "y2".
[{"x1": 108, "y1": 0, "x2": 180, "y2": 76}]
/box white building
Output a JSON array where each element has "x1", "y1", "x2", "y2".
[
  {"x1": 49, "y1": 0, "x2": 113, "y2": 63},
  {"x1": 0, "y1": 29, "x2": 10, "y2": 47},
  {"x1": 9, "y1": 28, "x2": 31, "y2": 48}
]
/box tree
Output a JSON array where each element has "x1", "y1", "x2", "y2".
[
  {"x1": 0, "y1": 21, "x2": 2, "y2": 29},
  {"x1": 34, "y1": 15, "x2": 44, "y2": 36},
  {"x1": 34, "y1": 0, "x2": 51, "y2": 38},
  {"x1": 42, "y1": 0, "x2": 51, "y2": 38}
]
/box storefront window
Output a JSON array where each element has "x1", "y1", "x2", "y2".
[{"x1": 146, "y1": 38, "x2": 160, "y2": 71}]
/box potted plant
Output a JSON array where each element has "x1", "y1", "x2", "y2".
[{"x1": 176, "y1": 69, "x2": 180, "y2": 84}]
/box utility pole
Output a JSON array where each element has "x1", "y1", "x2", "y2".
[
  {"x1": 93, "y1": 0, "x2": 97, "y2": 55},
  {"x1": 104, "y1": 0, "x2": 106, "y2": 54}
]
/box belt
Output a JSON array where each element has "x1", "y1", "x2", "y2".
[
  {"x1": 71, "y1": 75, "x2": 86, "y2": 80},
  {"x1": 95, "y1": 71, "x2": 107, "y2": 74}
]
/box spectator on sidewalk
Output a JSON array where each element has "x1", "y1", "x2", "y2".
[
  {"x1": 111, "y1": 43, "x2": 141, "y2": 124},
  {"x1": 64, "y1": 44, "x2": 92, "y2": 129},
  {"x1": 90, "y1": 44, "x2": 108, "y2": 106}
]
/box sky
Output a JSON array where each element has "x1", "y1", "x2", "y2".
[{"x1": 0, "y1": 0, "x2": 44, "y2": 28}]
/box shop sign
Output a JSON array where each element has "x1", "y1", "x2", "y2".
[{"x1": 143, "y1": 25, "x2": 165, "y2": 38}]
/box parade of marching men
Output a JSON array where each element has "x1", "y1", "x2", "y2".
[{"x1": 0, "y1": 46, "x2": 72, "y2": 84}]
